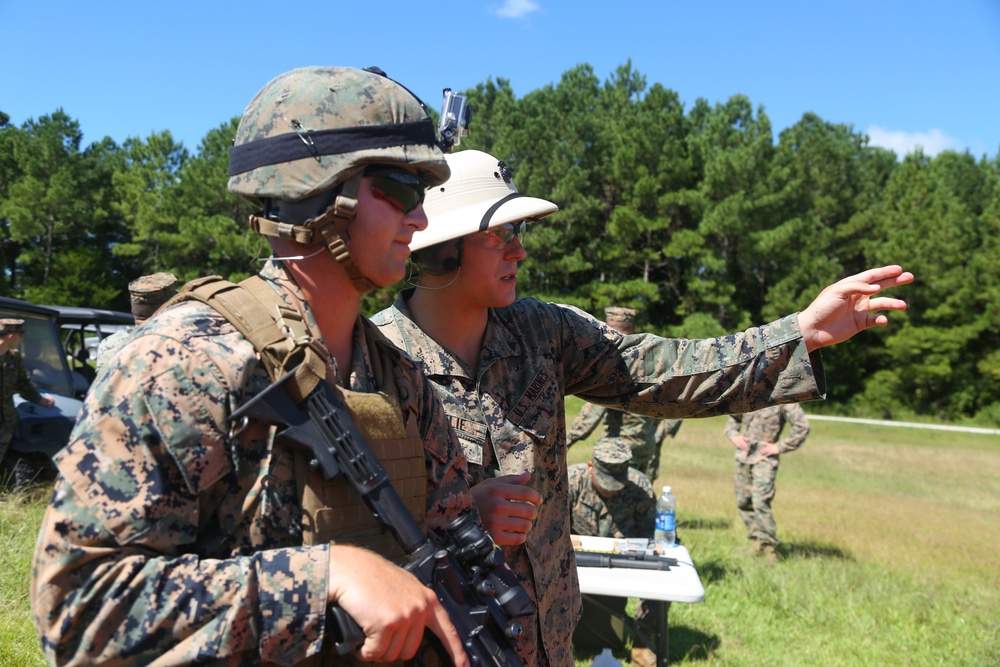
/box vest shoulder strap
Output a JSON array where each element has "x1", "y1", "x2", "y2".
[{"x1": 161, "y1": 275, "x2": 327, "y2": 403}]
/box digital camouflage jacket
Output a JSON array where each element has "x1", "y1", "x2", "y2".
[
  {"x1": 567, "y1": 463, "x2": 656, "y2": 539},
  {"x1": 567, "y1": 401, "x2": 682, "y2": 478},
  {"x1": 372, "y1": 291, "x2": 825, "y2": 667},
  {"x1": 725, "y1": 403, "x2": 811, "y2": 464},
  {"x1": 32, "y1": 261, "x2": 476, "y2": 667}
]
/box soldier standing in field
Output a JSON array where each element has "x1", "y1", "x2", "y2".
[
  {"x1": 94, "y1": 272, "x2": 179, "y2": 372},
  {"x1": 567, "y1": 306, "x2": 683, "y2": 484},
  {"x1": 725, "y1": 404, "x2": 811, "y2": 562},
  {"x1": 372, "y1": 147, "x2": 913, "y2": 666},
  {"x1": 32, "y1": 66, "x2": 483, "y2": 666},
  {"x1": 0, "y1": 317, "x2": 56, "y2": 489}
]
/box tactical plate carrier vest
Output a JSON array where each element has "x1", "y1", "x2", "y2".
[{"x1": 165, "y1": 275, "x2": 427, "y2": 559}]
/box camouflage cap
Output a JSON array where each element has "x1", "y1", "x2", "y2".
[
  {"x1": 591, "y1": 438, "x2": 632, "y2": 492},
  {"x1": 228, "y1": 66, "x2": 451, "y2": 205},
  {"x1": 129, "y1": 272, "x2": 179, "y2": 320},
  {"x1": 604, "y1": 307, "x2": 636, "y2": 324},
  {"x1": 0, "y1": 318, "x2": 25, "y2": 335},
  {"x1": 129, "y1": 273, "x2": 179, "y2": 305}
]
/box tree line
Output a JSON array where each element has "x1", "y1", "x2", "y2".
[{"x1": 2, "y1": 62, "x2": 999, "y2": 424}]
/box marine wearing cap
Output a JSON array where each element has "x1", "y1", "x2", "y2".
[
  {"x1": 128, "y1": 273, "x2": 179, "y2": 323},
  {"x1": 0, "y1": 319, "x2": 25, "y2": 335},
  {"x1": 591, "y1": 438, "x2": 633, "y2": 492}
]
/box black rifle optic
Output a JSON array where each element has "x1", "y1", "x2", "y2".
[{"x1": 232, "y1": 369, "x2": 533, "y2": 667}]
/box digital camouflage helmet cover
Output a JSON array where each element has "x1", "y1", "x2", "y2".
[{"x1": 228, "y1": 66, "x2": 451, "y2": 291}]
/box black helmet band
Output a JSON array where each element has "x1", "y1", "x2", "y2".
[{"x1": 229, "y1": 120, "x2": 437, "y2": 176}]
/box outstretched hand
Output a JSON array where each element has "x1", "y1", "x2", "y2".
[
  {"x1": 798, "y1": 265, "x2": 913, "y2": 352},
  {"x1": 470, "y1": 471, "x2": 542, "y2": 546}
]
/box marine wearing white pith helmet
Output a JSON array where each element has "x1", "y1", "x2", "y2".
[
  {"x1": 227, "y1": 66, "x2": 451, "y2": 292},
  {"x1": 410, "y1": 150, "x2": 558, "y2": 275}
]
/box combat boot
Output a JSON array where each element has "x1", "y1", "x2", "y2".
[
  {"x1": 759, "y1": 543, "x2": 779, "y2": 564},
  {"x1": 630, "y1": 646, "x2": 657, "y2": 667}
]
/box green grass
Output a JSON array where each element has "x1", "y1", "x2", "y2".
[
  {"x1": 1, "y1": 485, "x2": 50, "y2": 667},
  {"x1": 4, "y1": 403, "x2": 998, "y2": 666},
  {"x1": 566, "y1": 396, "x2": 1000, "y2": 666}
]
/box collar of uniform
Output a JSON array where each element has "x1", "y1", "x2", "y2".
[
  {"x1": 389, "y1": 290, "x2": 474, "y2": 381},
  {"x1": 260, "y1": 258, "x2": 376, "y2": 390},
  {"x1": 387, "y1": 289, "x2": 520, "y2": 379}
]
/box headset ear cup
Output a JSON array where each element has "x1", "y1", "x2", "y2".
[{"x1": 413, "y1": 239, "x2": 462, "y2": 276}]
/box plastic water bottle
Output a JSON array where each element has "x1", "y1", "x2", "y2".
[
  {"x1": 655, "y1": 485, "x2": 677, "y2": 549},
  {"x1": 592, "y1": 647, "x2": 623, "y2": 667}
]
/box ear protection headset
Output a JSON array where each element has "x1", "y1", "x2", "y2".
[{"x1": 412, "y1": 238, "x2": 464, "y2": 275}]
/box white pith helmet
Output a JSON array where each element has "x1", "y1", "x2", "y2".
[{"x1": 409, "y1": 149, "x2": 558, "y2": 252}]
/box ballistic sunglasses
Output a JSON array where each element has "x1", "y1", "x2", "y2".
[
  {"x1": 366, "y1": 167, "x2": 427, "y2": 213},
  {"x1": 467, "y1": 221, "x2": 527, "y2": 249}
]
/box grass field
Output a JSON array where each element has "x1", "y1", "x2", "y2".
[
  {"x1": 2, "y1": 402, "x2": 998, "y2": 666},
  {"x1": 566, "y1": 397, "x2": 1000, "y2": 667}
]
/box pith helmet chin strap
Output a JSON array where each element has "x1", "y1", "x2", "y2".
[{"x1": 248, "y1": 172, "x2": 379, "y2": 293}]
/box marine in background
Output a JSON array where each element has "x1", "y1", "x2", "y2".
[
  {"x1": 0, "y1": 317, "x2": 55, "y2": 489},
  {"x1": 725, "y1": 404, "x2": 811, "y2": 562},
  {"x1": 567, "y1": 306, "x2": 683, "y2": 483},
  {"x1": 94, "y1": 272, "x2": 179, "y2": 372},
  {"x1": 567, "y1": 439, "x2": 658, "y2": 667}
]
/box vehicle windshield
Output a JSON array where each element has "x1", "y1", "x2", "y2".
[{"x1": 18, "y1": 314, "x2": 75, "y2": 398}]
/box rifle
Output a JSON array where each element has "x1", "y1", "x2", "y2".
[
  {"x1": 232, "y1": 369, "x2": 533, "y2": 667},
  {"x1": 574, "y1": 550, "x2": 679, "y2": 571}
]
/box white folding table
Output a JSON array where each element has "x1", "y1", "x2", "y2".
[{"x1": 574, "y1": 537, "x2": 706, "y2": 667}]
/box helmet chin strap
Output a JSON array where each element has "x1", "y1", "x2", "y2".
[{"x1": 248, "y1": 172, "x2": 379, "y2": 293}]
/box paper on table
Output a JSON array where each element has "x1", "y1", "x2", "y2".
[{"x1": 571, "y1": 535, "x2": 655, "y2": 555}]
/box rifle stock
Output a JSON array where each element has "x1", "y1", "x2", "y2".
[{"x1": 232, "y1": 369, "x2": 533, "y2": 667}]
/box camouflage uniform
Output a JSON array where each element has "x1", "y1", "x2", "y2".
[
  {"x1": 0, "y1": 342, "x2": 47, "y2": 465},
  {"x1": 725, "y1": 403, "x2": 810, "y2": 547},
  {"x1": 568, "y1": 402, "x2": 682, "y2": 482},
  {"x1": 567, "y1": 451, "x2": 656, "y2": 539},
  {"x1": 567, "y1": 440, "x2": 657, "y2": 653},
  {"x1": 93, "y1": 327, "x2": 132, "y2": 371},
  {"x1": 32, "y1": 260, "x2": 476, "y2": 666},
  {"x1": 373, "y1": 292, "x2": 825, "y2": 666},
  {"x1": 95, "y1": 272, "x2": 178, "y2": 372}
]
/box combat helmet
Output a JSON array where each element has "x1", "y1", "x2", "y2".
[{"x1": 228, "y1": 66, "x2": 451, "y2": 292}]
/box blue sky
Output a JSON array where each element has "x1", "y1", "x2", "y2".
[{"x1": 3, "y1": 0, "x2": 999, "y2": 159}]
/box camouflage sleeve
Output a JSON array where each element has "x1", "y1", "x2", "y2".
[
  {"x1": 724, "y1": 414, "x2": 744, "y2": 440},
  {"x1": 567, "y1": 401, "x2": 605, "y2": 447},
  {"x1": 411, "y1": 368, "x2": 479, "y2": 534},
  {"x1": 13, "y1": 353, "x2": 45, "y2": 404},
  {"x1": 777, "y1": 403, "x2": 811, "y2": 453},
  {"x1": 33, "y1": 477, "x2": 330, "y2": 666},
  {"x1": 558, "y1": 305, "x2": 826, "y2": 419},
  {"x1": 567, "y1": 463, "x2": 587, "y2": 506},
  {"x1": 32, "y1": 327, "x2": 330, "y2": 667}
]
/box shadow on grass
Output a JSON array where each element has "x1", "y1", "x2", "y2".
[
  {"x1": 780, "y1": 539, "x2": 854, "y2": 561},
  {"x1": 679, "y1": 517, "x2": 730, "y2": 531},
  {"x1": 688, "y1": 558, "x2": 730, "y2": 586},
  {"x1": 668, "y1": 624, "x2": 721, "y2": 663}
]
